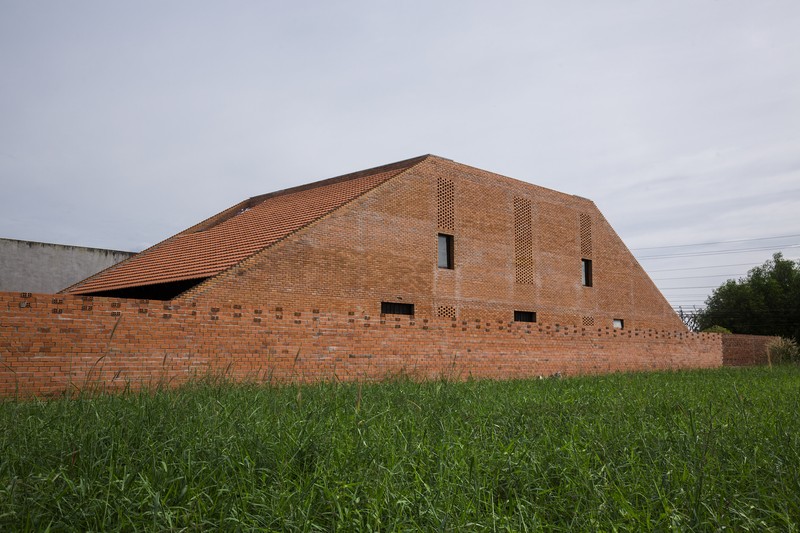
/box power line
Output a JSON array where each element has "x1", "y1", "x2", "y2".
[
  {"x1": 661, "y1": 285, "x2": 719, "y2": 291},
  {"x1": 680, "y1": 311, "x2": 799, "y2": 315},
  {"x1": 637, "y1": 244, "x2": 798, "y2": 260},
  {"x1": 635, "y1": 244, "x2": 800, "y2": 312},
  {"x1": 653, "y1": 274, "x2": 744, "y2": 281},
  {"x1": 670, "y1": 293, "x2": 708, "y2": 300},
  {"x1": 647, "y1": 262, "x2": 788, "y2": 273},
  {"x1": 630, "y1": 233, "x2": 800, "y2": 251}
]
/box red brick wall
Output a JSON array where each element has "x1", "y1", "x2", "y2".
[
  {"x1": 1, "y1": 292, "x2": 721, "y2": 397},
  {"x1": 183, "y1": 157, "x2": 685, "y2": 333},
  {"x1": 1, "y1": 159, "x2": 713, "y2": 397},
  {"x1": 721, "y1": 334, "x2": 780, "y2": 366}
]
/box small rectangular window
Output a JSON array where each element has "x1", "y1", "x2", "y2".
[
  {"x1": 582, "y1": 259, "x2": 593, "y2": 287},
  {"x1": 381, "y1": 302, "x2": 414, "y2": 315},
  {"x1": 438, "y1": 234, "x2": 454, "y2": 269},
  {"x1": 514, "y1": 310, "x2": 537, "y2": 322},
  {"x1": 613, "y1": 318, "x2": 624, "y2": 329}
]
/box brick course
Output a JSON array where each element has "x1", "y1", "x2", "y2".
[
  {"x1": 0, "y1": 156, "x2": 739, "y2": 397},
  {"x1": 180, "y1": 157, "x2": 685, "y2": 333},
  {"x1": 1, "y1": 292, "x2": 722, "y2": 397},
  {"x1": 721, "y1": 334, "x2": 780, "y2": 366}
]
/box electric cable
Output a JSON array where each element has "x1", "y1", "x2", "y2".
[
  {"x1": 630, "y1": 233, "x2": 800, "y2": 251},
  {"x1": 637, "y1": 244, "x2": 799, "y2": 260}
]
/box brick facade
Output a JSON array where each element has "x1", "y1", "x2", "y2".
[
  {"x1": 0, "y1": 292, "x2": 722, "y2": 397},
  {"x1": 0, "y1": 156, "x2": 734, "y2": 397},
  {"x1": 180, "y1": 157, "x2": 685, "y2": 332}
]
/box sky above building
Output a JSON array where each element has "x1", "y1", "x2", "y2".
[{"x1": 1, "y1": 1, "x2": 799, "y2": 310}]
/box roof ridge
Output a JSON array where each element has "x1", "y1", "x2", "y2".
[
  {"x1": 246, "y1": 154, "x2": 431, "y2": 204},
  {"x1": 184, "y1": 155, "x2": 432, "y2": 236}
]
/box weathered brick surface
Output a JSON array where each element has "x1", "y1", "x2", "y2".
[
  {"x1": 721, "y1": 334, "x2": 780, "y2": 366},
  {"x1": 0, "y1": 157, "x2": 727, "y2": 397},
  {"x1": 183, "y1": 157, "x2": 684, "y2": 332},
  {"x1": 1, "y1": 292, "x2": 721, "y2": 397}
]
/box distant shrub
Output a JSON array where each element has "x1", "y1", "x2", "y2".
[
  {"x1": 767, "y1": 337, "x2": 799, "y2": 364},
  {"x1": 702, "y1": 325, "x2": 732, "y2": 334}
]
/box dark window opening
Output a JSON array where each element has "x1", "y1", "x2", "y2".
[
  {"x1": 79, "y1": 278, "x2": 208, "y2": 301},
  {"x1": 582, "y1": 258, "x2": 593, "y2": 287},
  {"x1": 381, "y1": 302, "x2": 414, "y2": 315},
  {"x1": 514, "y1": 310, "x2": 537, "y2": 323},
  {"x1": 438, "y1": 234, "x2": 454, "y2": 269}
]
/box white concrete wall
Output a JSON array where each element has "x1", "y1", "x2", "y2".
[{"x1": 0, "y1": 238, "x2": 135, "y2": 293}]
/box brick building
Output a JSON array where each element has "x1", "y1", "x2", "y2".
[
  {"x1": 64, "y1": 155, "x2": 683, "y2": 332},
  {"x1": 3, "y1": 155, "x2": 733, "y2": 397}
]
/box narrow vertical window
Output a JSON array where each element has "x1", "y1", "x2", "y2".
[
  {"x1": 438, "y1": 234, "x2": 454, "y2": 269},
  {"x1": 582, "y1": 259, "x2": 593, "y2": 287}
]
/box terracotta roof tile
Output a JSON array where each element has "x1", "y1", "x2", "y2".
[{"x1": 65, "y1": 156, "x2": 427, "y2": 295}]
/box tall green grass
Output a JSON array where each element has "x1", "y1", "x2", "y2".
[{"x1": 1, "y1": 367, "x2": 799, "y2": 531}]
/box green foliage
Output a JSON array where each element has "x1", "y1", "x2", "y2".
[
  {"x1": 768, "y1": 337, "x2": 800, "y2": 364},
  {"x1": 2, "y1": 369, "x2": 800, "y2": 531},
  {"x1": 701, "y1": 325, "x2": 732, "y2": 334},
  {"x1": 697, "y1": 253, "x2": 800, "y2": 341}
]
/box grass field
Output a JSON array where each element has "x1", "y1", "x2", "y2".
[{"x1": 1, "y1": 366, "x2": 799, "y2": 531}]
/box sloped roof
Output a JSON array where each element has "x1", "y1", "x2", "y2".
[{"x1": 64, "y1": 155, "x2": 429, "y2": 295}]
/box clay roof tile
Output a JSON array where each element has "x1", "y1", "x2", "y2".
[{"x1": 64, "y1": 156, "x2": 428, "y2": 295}]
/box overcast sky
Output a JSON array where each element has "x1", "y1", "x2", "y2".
[{"x1": 2, "y1": 1, "x2": 799, "y2": 309}]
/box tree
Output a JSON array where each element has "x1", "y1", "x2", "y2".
[{"x1": 696, "y1": 253, "x2": 800, "y2": 341}]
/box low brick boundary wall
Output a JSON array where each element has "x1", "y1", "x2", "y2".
[
  {"x1": 721, "y1": 334, "x2": 780, "y2": 366},
  {"x1": 1, "y1": 292, "x2": 722, "y2": 397}
]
